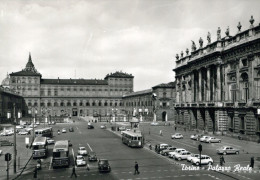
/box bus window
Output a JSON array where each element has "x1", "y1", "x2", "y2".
[
  {"x1": 132, "y1": 137, "x2": 137, "y2": 140},
  {"x1": 33, "y1": 145, "x2": 45, "y2": 150},
  {"x1": 138, "y1": 137, "x2": 141, "y2": 140}
]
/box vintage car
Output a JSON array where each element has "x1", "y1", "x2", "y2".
[
  {"x1": 78, "y1": 147, "x2": 88, "y2": 156},
  {"x1": 191, "y1": 155, "x2": 213, "y2": 166},
  {"x1": 171, "y1": 133, "x2": 184, "y2": 139},
  {"x1": 98, "y1": 159, "x2": 111, "y2": 172},
  {"x1": 76, "y1": 155, "x2": 86, "y2": 166},
  {"x1": 217, "y1": 146, "x2": 239, "y2": 155},
  {"x1": 205, "y1": 137, "x2": 221, "y2": 143}
]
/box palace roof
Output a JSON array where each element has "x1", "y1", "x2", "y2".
[
  {"x1": 41, "y1": 78, "x2": 108, "y2": 85},
  {"x1": 152, "y1": 82, "x2": 176, "y2": 89},
  {"x1": 123, "y1": 89, "x2": 152, "y2": 98},
  {"x1": 105, "y1": 71, "x2": 134, "y2": 79}
]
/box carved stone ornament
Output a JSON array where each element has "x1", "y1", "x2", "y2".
[
  {"x1": 176, "y1": 54, "x2": 179, "y2": 60},
  {"x1": 237, "y1": 22, "x2": 242, "y2": 32},
  {"x1": 217, "y1": 27, "x2": 221, "y2": 40},
  {"x1": 186, "y1": 48, "x2": 189, "y2": 55},
  {"x1": 249, "y1": 15, "x2": 254, "y2": 28},
  {"x1": 207, "y1": 32, "x2": 211, "y2": 44},
  {"x1": 199, "y1": 37, "x2": 203, "y2": 48},
  {"x1": 180, "y1": 51, "x2": 184, "y2": 58}
]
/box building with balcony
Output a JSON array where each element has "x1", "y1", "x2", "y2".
[
  {"x1": 8, "y1": 53, "x2": 134, "y2": 120},
  {"x1": 173, "y1": 16, "x2": 260, "y2": 141}
]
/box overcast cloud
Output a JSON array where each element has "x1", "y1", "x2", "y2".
[{"x1": 0, "y1": 0, "x2": 259, "y2": 91}]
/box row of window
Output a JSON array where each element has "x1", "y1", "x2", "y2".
[
  {"x1": 125, "y1": 101, "x2": 153, "y2": 107},
  {"x1": 28, "y1": 101, "x2": 123, "y2": 107}
]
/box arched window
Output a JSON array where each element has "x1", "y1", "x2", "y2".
[
  {"x1": 67, "y1": 102, "x2": 71, "y2": 106},
  {"x1": 98, "y1": 101, "x2": 102, "y2": 106},
  {"x1": 60, "y1": 102, "x2": 64, "y2": 107},
  {"x1": 54, "y1": 102, "x2": 58, "y2": 107},
  {"x1": 92, "y1": 101, "x2": 96, "y2": 106},
  {"x1": 73, "y1": 102, "x2": 77, "y2": 106},
  {"x1": 34, "y1": 102, "x2": 38, "y2": 107},
  {"x1": 47, "y1": 102, "x2": 52, "y2": 107},
  {"x1": 86, "y1": 102, "x2": 90, "y2": 106}
]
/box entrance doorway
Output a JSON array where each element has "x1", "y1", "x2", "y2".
[
  {"x1": 72, "y1": 108, "x2": 78, "y2": 116},
  {"x1": 162, "y1": 111, "x2": 167, "y2": 121}
]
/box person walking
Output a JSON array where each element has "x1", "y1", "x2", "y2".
[
  {"x1": 134, "y1": 161, "x2": 139, "y2": 175},
  {"x1": 220, "y1": 155, "x2": 225, "y2": 166},
  {"x1": 159, "y1": 130, "x2": 163, "y2": 136},
  {"x1": 33, "y1": 166, "x2": 37, "y2": 179},
  {"x1": 250, "y1": 157, "x2": 254, "y2": 169},
  {"x1": 175, "y1": 126, "x2": 177, "y2": 131},
  {"x1": 70, "y1": 165, "x2": 77, "y2": 178}
]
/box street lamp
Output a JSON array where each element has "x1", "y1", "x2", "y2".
[
  {"x1": 7, "y1": 103, "x2": 21, "y2": 174},
  {"x1": 112, "y1": 108, "x2": 118, "y2": 131},
  {"x1": 28, "y1": 108, "x2": 37, "y2": 143}
]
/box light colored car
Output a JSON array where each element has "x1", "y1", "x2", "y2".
[
  {"x1": 175, "y1": 151, "x2": 192, "y2": 161},
  {"x1": 205, "y1": 137, "x2": 221, "y2": 143},
  {"x1": 100, "y1": 125, "x2": 106, "y2": 129},
  {"x1": 160, "y1": 147, "x2": 177, "y2": 156},
  {"x1": 18, "y1": 130, "x2": 29, "y2": 135},
  {"x1": 155, "y1": 143, "x2": 171, "y2": 153},
  {"x1": 29, "y1": 124, "x2": 37, "y2": 128},
  {"x1": 191, "y1": 155, "x2": 213, "y2": 166},
  {"x1": 36, "y1": 122, "x2": 40, "y2": 125},
  {"x1": 46, "y1": 138, "x2": 55, "y2": 145},
  {"x1": 187, "y1": 154, "x2": 201, "y2": 162},
  {"x1": 62, "y1": 128, "x2": 66, "y2": 133},
  {"x1": 0, "y1": 149, "x2": 2, "y2": 155},
  {"x1": 78, "y1": 147, "x2": 88, "y2": 156},
  {"x1": 76, "y1": 155, "x2": 86, "y2": 166},
  {"x1": 119, "y1": 126, "x2": 126, "y2": 131},
  {"x1": 190, "y1": 134, "x2": 202, "y2": 141},
  {"x1": 168, "y1": 148, "x2": 186, "y2": 158},
  {"x1": 171, "y1": 133, "x2": 183, "y2": 139},
  {"x1": 16, "y1": 125, "x2": 24, "y2": 129},
  {"x1": 199, "y1": 136, "x2": 211, "y2": 142},
  {"x1": 217, "y1": 146, "x2": 239, "y2": 155},
  {"x1": 1, "y1": 130, "x2": 14, "y2": 136},
  {"x1": 150, "y1": 122, "x2": 159, "y2": 126}
]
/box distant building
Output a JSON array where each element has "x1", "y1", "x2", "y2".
[
  {"x1": 173, "y1": 16, "x2": 260, "y2": 141},
  {"x1": 7, "y1": 53, "x2": 134, "y2": 120},
  {"x1": 123, "y1": 82, "x2": 176, "y2": 121}
]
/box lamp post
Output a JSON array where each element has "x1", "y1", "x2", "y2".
[
  {"x1": 112, "y1": 108, "x2": 118, "y2": 131},
  {"x1": 29, "y1": 107, "x2": 37, "y2": 143},
  {"x1": 7, "y1": 103, "x2": 21, "y2": 174}
]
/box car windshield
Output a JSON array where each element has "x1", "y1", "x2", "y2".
[
  {"x1": 77, "y1": 156, "x2": 84, "y2": 160},
  {"x1": 79, "y1": 147, "x2": 86, "y2": 150},
  {"x1": 100, "y1": 160, "x2": 108, "y2": 164},
  {"x1": 89, "y1": 152, "x2": 96, "y2": 156}
]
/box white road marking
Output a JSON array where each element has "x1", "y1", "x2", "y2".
[{"x1": 87, "y1": 143, "x2": 93, "y2": 152}]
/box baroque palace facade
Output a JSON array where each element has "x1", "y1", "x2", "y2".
[
  {"x1": 6, "y1": 54, "x2": 134, "y2": 120},
  {"x1": 173, "y1": 16, "x2": 260, "y2": 140}
]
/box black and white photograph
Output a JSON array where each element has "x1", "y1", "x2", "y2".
[{"x1": 0, "y1": 0, "x2": 260, "y2": 179}]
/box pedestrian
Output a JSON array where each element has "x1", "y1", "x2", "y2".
[
  {"x1": 86, "y1": 163, "x2": 90, "y2": 171},
  {"x1": 175, "y1": 126, "x2": 177, "y2": 131},
  {"x1": 134, "y1": 161, "x2": 139, "y2": 175},
  {"x1": 70, "y1": 165, "x2": 77, "y2": 178},
  {"x1": 250, "y1": 157, "x2": 254, "y2": 168},
  {"x1": 220, "y1": 155, "x2": 225, "y2": 166},
  {"x1": 33, "y1": 166, "x2": 37, "y2": 179},
  {"x1": 160, "y1": 130, "x2": 162, "y2": 136}
]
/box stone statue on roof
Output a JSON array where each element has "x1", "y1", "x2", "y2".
[
  {"x1": 180, "y1": 51, "x2": 183, "y2": 58},
  {"x1": 199, "y1": 37, "x2": 203, "y2": 48},
  {"x1": 191, "y1": 40, "x2": 196, "y2": 52},
  {"x1": 186, "y1": 48, "x2": 189, "y2": 55},
  {"x1": 207, "y1": 32, "x2": 211, "y2": 44},
  {"x1": 225, "y1": 26, "x2": 230, "y2": 36},
  {"x1": 217, "y1": 27, "x2": 221, "y2": 40}
]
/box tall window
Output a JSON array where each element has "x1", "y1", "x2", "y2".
[
  {"x1": 241, "y1": 116, "x2": 245, "y2": 130},
  {"x1": 230, "y1": 84, "x2": 237, "y2": 102},
  {"x1": 54, "y1": 89, "x2": 58, "y2": 96},
  {"x1": 48, "y1": 89, "x2": 51, "y2": 96},
  {"x1": 230, "y1": 116, "x2": 234, "y2": 128}
]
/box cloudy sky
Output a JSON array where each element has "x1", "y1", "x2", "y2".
[{"x1": 0, "y1": 0, "x2": 259, "y2": 91}]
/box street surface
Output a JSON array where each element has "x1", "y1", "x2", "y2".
[{"x1": 0, "y1": 117, "x2": 260, "y2": 180}]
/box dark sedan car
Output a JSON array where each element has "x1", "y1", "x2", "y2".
[
  {"x1": 69, "y1": 127, "x2": 74, "y2": 132},
  {"x1": 88, "y1": 151, "x2": 97, "y2": 161},
  {"x1": 0, "y1": 140, "x2": 14, "y2": 146},
  {"x1": 88, "y1": 124, "x2": 94, "y2": 129},
  {"x1": 98, "y1": 159, "x2": 111, "y2": 172}
]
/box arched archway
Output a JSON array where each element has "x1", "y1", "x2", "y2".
[{"x1": 162, "y1": 111, "x2": 167, "y2": 121}]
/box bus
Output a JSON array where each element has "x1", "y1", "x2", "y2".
[
  {"x1": 32, "y1": 136, "x2": 48, "y2": 159},
  {"x1": 35, "y1": 127, "x2": 53, "y2": 138},
  {"x1": 121, "y1": 129, "x2": 144, "y2": 148},
  {"x1": 52, "y1": 140, "x2": 70, "y2": 168}
]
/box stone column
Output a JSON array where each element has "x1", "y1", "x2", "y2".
[
  {"x1": 198, "y1": 69, "x2": 202, "y2": 102},
  {"x1": 191, "y1": 73, "x2": 194, "y2": 103},
  {"x1": 206, "y1": 67, "x2": 211, "y2": 102},
  {"x1": 216, "y1": 65, "x2": 221, "y2": 101}
]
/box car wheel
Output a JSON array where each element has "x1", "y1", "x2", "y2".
[
  {"x1": 164, "y1": 153, "x2": 167, "y2": 156},
  {"x1": 178, "y1": 157, "x2": 182, "y2": 161},
  {"x1": 236, "y1": 151, "x2": 239, "y2": 155},
  {"x1": 218, "y1": 140, "x2": 221, "y2": 143},
  {"x1": 196, "y1": 162, "x2": 200, "y2": 166},
  {"x1": 208, "y1": 141, "x2": 211, "y2": 143},
  {"x1": 223, "y1": 151, "x2": 227, "y2": 155},
  {"x1": 208, "y1": 161, "x2": 213, "y2": 165}
]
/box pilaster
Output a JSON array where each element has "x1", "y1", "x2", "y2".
[{"x1": 198, "y1": 70, "x2": 202, "y2": 102}]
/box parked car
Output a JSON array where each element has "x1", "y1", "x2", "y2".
[
  {"x1": 168, "y1": 148, "x2": 186, "y2": 158},
  {"x1": 155, "y1": 143, "x2": 171, "y2": 153},
  {"x1": 200, "y1": 136, "x2": 211, "y2": 142},
  {"x1": 187, "y1": 154, "x2": 201, "y2": 162},
  {"x1": 205, "y1": 137, "x2": 221, "y2": 143},
  {"x1": 51, "y1": 121, "x2": 56, "y2": 125},
  {"x1": 217, "y1": 146, "x2": 239, "y2": 155},
  {"x1": 171, "y1": 133, "x2": 183, "y2": 139},
  {"x1": 190, "y1": 134, "x2": 202, "y2": 141},
  {"x1": 29, "y1": 124, "x2": 37, "y2": 128},
  {"x1": 0, "y1": 140, "x2": 14, "y2": 146},
  {"x1": 0, "y1": 149, "x2": 2, "y2": 156},
  {"x1": 88, "y1": 151, "x2": 97, "y2": 161},
  {"x1": 100, "y1": 125, "x2": 106, "y2": 129},
  {"x1": 88, "y1": 124, "x2": 94, "y2": 129},
  {"x1": 118, "y1": 126, "x2": 126, "y2": 131},
  {"x1": 160, "y1": 147, "x2": 177, "y2": 156},
  {"x1": 69, "y1": 127, "x2": 74, "y2": 132},
  {"x1": 62, "y1": 128, "x2": 67, "y2": 133},
  {"x1": 191, "y1": 155, "x2": 213, "y2": 166},
  {"x1": 76, "y1": 155, "x2": 86, "y2": 166},
  {"x1": 175, "y1": 151, "x2": 192, "y2": 161},
  {"x1": 150, "y1": 122, "x2": 159, "y2": 126},
  {"x1": 78, "y1": 147, "x2": 88, "y2": 156},
  {"x1": 35, "y1": 122, "x2": 40, "y2": 125},
  {"x1": 18, "y1": 130, "x2": 29, "y2": 135},
  {"x1": 98, "y1": 159, "x2": 111, "y2": 172},
  {"x1": 46, "y1": 137, "x2": 55, "y2": 145}
]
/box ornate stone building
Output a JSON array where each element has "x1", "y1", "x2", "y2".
[
  {"x1": 123, "y1": 82, "x2": 176, "y2": 121},
  {"x1": 173, "y1": 16, "x2": 260, "y2": 141},
  {"x1": 8, "y1": 53, "x2": 134, "y2": 120}
]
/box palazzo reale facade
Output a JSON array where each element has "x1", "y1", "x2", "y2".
[
  {"x1": 173, "y1": 16, "x2": 260, "y2": 141},
  {"x1": 7, "y1": 54, "x2": 134, "y2": 119}
]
